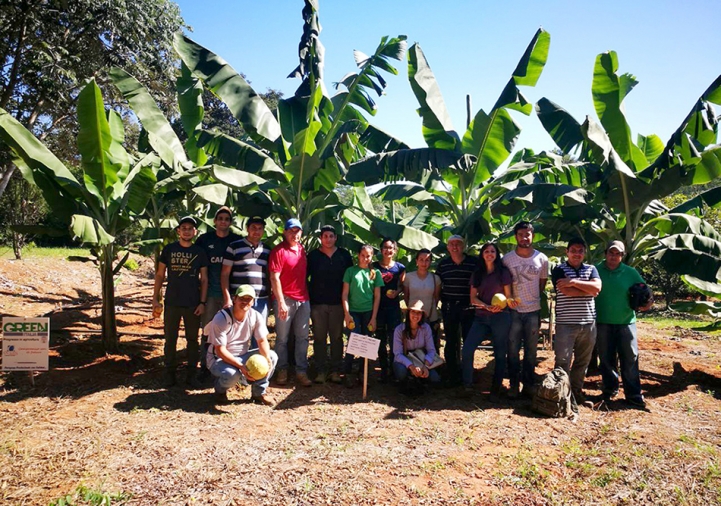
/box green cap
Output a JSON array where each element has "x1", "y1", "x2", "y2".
[{"x1": 233, "y1": 284, "x2": 256, "y2": 299}]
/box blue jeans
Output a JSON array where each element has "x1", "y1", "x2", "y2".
[
  {"x1": 376, "y1": 304, "x2": 401, "y2": 374},
  {"x1": 273, "y1": 297, "x2": 310, "y2": 373},
  {"x1": 393, "y1": 361, "x2": 441, "y2": 383},
  {"x1": 554, "y1": 323, "x2": 596, "y2": 394},
  {"x1": 508, "y1": 310, "x2": 541, "y2": 388},
  {"x1": 441, "y1": 301, "x2": 474, "y2": 382},
  {"x1": 210, "y1": 349, "x2": 278, "y2": 397},
  {"x1": 462, "y1": 311, "x2": 511, "y2": 389},
  {"x1": 597, "y1": 323, "x2": 642, "y2": 400},
  {"x1": 254, "y1": 298, "x2": 269, "y2": 320}
]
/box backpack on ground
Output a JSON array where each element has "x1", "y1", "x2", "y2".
[{"x1": 532, "y1": 367, "x2": 578, "y2": 419}]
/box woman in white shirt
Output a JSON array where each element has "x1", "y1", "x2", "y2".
[{"x1": 403, "y1": 248, "x2": 442, "y2": 351}]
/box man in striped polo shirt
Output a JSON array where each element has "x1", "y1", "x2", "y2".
[
  {"x1": 221, "y1": 216, "x2": 271, "y2": 319},
  {"x1": 436, "y1": 235, "x2": 478, "y2": 385},
  {"x1": 551, "y1": 237, "x2": 602, "y2": 406}
]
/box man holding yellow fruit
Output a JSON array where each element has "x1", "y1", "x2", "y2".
[{"x1": 502, "y1": 221, "x2": 549, "y2": 399}]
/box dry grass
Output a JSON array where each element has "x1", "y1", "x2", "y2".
[{"x1": 2, "y1": 255, "x2": 721, "y2": 505}]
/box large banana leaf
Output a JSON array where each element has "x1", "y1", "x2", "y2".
[
  {"x1": 371, "y1": 218, "x2": 440, "y2": 251},
  {"x1": 0, "y1": 108, "x2": 86, "y2": 220},
  {"x1": 591, "y1": 51, "x2": 648, "y2": 171},
  {"x1": 177, "y1": 63, "x2": 208, "y2": 166},
  {"x1": 346, "y1": 148, "x2": 474, "y2": 185},
  {"x1": 321, "y1": 35, "x2": 406, "y2": 155},
  {"x1": 70, "y1": 215, "x2": 115, "y2": 246},
  {"x1": 407, "y1": 43, "x2": 460, "y2": 151},
  {"x1": 197, "y1": 130, "x2": 285, "y2": 177},
  {"x1": 174, "y1": 32, "x2": 282, "y2": 151},
  {"x1": 535, "y1": 98, "x2": 583, "y2": 154},
  {"x1": 76, "y1": 82, "x2": 132, "y2": 214},
  {"x1": 109, "y1": 67, "x2": 188, "y2": 169},
  {"x1": 649, "y1": 233, "x2": 721, "y2": 283}
]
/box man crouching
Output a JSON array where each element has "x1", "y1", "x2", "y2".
[{"x1": 206, "y1": 284, "x2": 278, "y2": 406}]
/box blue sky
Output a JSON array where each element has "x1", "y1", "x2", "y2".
[{"x1": 174, "y1": 0, "x2": 720, "y2": 154}]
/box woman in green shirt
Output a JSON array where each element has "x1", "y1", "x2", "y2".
[{"x1": 341, "y1": 244, "x2": 384, "y2": 386}]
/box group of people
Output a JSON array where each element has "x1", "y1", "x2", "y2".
[{"x1": 153, "y1": 209, "x2": 650, "y2": 409}]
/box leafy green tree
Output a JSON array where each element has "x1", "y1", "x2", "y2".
[
  {"x1": 0, "y1": 0, "x2": 184, "y2": 200},
  {"x1": 0, "y1": 80, "x2": 158, "y2": 352}
]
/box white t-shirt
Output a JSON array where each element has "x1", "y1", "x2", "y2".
[
  {"x1": 403, "y1": 271, "x2": 441, "y2": 321},
  {"x1": 205, "y1": 308, "x2": 268, "y2": 364},
  {"x1": 502, "y1": 250, "x2": 549, "y2": 313}
]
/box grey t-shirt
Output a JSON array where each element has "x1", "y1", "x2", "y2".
[{"x1": 502, "y1": 250, "x2": 549, "y2": 313}]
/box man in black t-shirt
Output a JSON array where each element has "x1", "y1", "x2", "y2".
[
  {"x1": 306, "y1": 225, "x2": 353, "y2": 383},
  {"x1": 153, "y1": 216, "x2": 209, "y2": 388}
]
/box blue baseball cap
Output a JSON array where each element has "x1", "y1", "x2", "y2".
[{"x1": 285, "y1": 218, "x2": 303, "y2": 230}]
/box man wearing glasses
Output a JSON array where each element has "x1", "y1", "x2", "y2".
[
  {"x1": 551, "y1": 237, "x2": 602, "y2": 407},
  {"x1": 206, "y1": 285, "x2": 277, "y2": 406},
  {"x1": 196, "y1": 207, "x2": 242, "y2": 327}
]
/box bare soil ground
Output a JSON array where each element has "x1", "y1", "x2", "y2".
[{"x1": 2, "y1": 254, "x2": 721, "y2": 505}]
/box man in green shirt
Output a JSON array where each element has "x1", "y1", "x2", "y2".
[{"x1": 595, "y1": 241, "x2": 652, "y2": 408}]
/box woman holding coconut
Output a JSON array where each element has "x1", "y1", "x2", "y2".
[
  {"x1": 461, "y1": 242, "x2": 514, "y2": 402},
  {"x1": 342, "y1": 244, "x2": 384, "y2": 387}
]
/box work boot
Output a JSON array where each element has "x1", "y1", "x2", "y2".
[
  {"x1": 185, "y1": 368, "x2": 202, "y2": 390},
  {"x1": 314, "y1": 371, "x2": 327, "y2": 384},
  {"x1": 275, "y1": 369, "x2": 288, "y2": 386},
  {"x1": 508, "y1": 383, "x2": 520, "y2": 400},
  {"x1": 296, "y1": 372, "x2": 312, "y2": 387},
  {"x1": 214, "y1": 391, "x2": 230, "y2": 405},
  {"x1": 251, "y1": 393, "x2": 276, "y2": 407},
  {"x1": 162, "y1": 368, "x2": 176, "y2": 388},
  {"x1": 328, "y1": 372, "x2": 343, "y2": 384}
]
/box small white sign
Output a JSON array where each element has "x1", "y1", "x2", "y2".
[
  {"x1": 346, "y1": 332, "x2": 380, "y2": 361},
  {"x1": 2, "y1": 317, "x2": 50, "y2": 371}
]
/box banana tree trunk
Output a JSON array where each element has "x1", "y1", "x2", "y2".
[{"x1": 100, "y1": 245, "x2": 119, "y2": 352}]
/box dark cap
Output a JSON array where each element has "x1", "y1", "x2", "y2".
[
  {"x1": 178, "y1": 216, "x2": 197, "y2": 228},
  {"x1": 246, "y1": 216, "x2": 265, "y2": 227}
]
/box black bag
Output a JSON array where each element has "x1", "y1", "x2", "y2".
[
  {"x1": 532, "y1": 367, "x2": 578, "y2": 418},
  {"x1": 629, "y1": 282, "x2": 653, "y2": 311}
]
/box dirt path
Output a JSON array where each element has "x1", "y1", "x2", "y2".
[{"x1": 1, "y1": 255, "x2": 721, "y2": 505}]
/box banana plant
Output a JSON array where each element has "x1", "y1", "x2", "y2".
[
  {"x1": 346, "y1": 28, "x2": 551, "y2": 248},
  {"x1": 0, "y1": 80, "x2": 158, "y2": 351},
  {"x1": 173, "y1": 0, "x2": 414, "y2": 249},
  {"x1": 509, "y1": 52, "x2": 721, "y2": 287}
]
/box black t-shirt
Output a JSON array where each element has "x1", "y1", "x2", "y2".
[
  {"x1": 307, "y1": 247, "x2": 353, "y2": 305},
  {"x1": 436, "y1": 254, "x2": 479, "y2": 304},
  {"x1": 195, "y1": 231, "x2": 241, "y2": 298},
  {"x1": 159, "y1": 241, "x2": 209, "y2": 307}
]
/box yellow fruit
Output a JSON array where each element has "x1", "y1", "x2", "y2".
[
  {"x1": 152, "y1": 303, "x2": 163, "y2": 319},
  {"x1": 246, "y1": 354, "x2": 270, "y2": 381},
  {"x1": 348, "y1": 321, "x2": 356, "y2": 330},
  {"x1": 386, "y1": 289, "x2": 394, "y2": 297},
  {"x1": 367, "y1": 324, "x2": 375, "y2": 332},
  {"x1": 491, "y1": 293, "x2": 507, "y2": 309}
]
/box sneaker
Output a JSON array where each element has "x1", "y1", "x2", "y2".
[
  {"x1": 296, "y1": 372, "x2": 312, "y2": 387},
  {"x1": 520, "y1": 385, "x2": 535, "y2": 399},
  {"x1": 275, "y1": 369, "x2": 288, "y2": 386},
  {"x1": 328, "y1": 372, "x2": 343, "y2": 384},
  {"x1": 626, "y1": 396, "x2": 647, "y2": 409},
  {"x1": 214, "y1": 391, "x2": 230, "y2": 405},
  {"x1": 162, "y1": 369, "x2": 176, "y2": 388},
  {"x1": 251, "y1": 394, "x2": 276, "y2": 407},
  {"x1": 508, "y1": 384, "x2": 520, "y2": 400},
  {"x1": 314, "y1": 372, "x2": 327, "y2": 384},
  {"x1": 344, "y1": 373, "x2": 357, "y2": 388}
]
